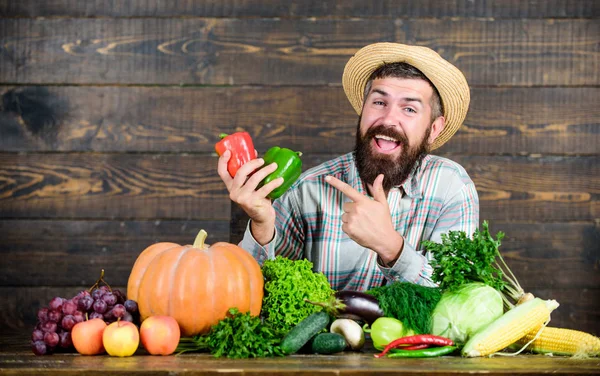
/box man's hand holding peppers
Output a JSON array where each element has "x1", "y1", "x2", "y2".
[
  {"x1": 325, "y1": 173, "x2": 404, "y2": 267},
  {"x1": 217, "y1": 150, "x2": 283, "y2": 245}
]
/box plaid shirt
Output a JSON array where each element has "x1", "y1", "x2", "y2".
[{"x1": 240, "y1": 152, "x2": 479, "y2": 291}]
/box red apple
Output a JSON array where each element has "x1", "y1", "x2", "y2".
[
  {"x1": 72, "y1": 318, "x2": 106, "y2": 355},
  {"x1": 103, "y1": 320, "x2": 140, "y2": 357},
  {"x1": 140, "y1": 315, "x2": 181, "y2": 355}
]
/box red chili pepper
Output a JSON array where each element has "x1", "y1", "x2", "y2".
[
  {"x1": 374, "y1": 335, "x2": 453, "y2": 358},
  {"x1": 214, "y1": 132, "x2": 256, "y2": 178}
]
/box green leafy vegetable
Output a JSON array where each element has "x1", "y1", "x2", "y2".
[
  {"x1": 422, "y1": 220, "x2": 525, "y2": 308},
  {"x1": 430, "y1": 282, "x2": 504, "y2": 344},
  {"x1": 176, "y1": 308, "x2": 284, "y2": 358},
  {"x1": 261, "y1": 256, "x2": 334, "y2": 334},
  {"x1": 366, "y1": 281, "x2": 442, "y2": 334}
]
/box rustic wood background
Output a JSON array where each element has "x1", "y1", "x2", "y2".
[{"x1": 0, "y1": 1, "x2": 598, "y2": 336}]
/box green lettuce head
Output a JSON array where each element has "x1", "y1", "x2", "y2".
[{"x1": 431, "y1": 282, "x2": 504, "y2": 344}]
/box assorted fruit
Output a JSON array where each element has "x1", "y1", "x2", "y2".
[{"x1": 31, "y1": 270, "x2": 140, "y2": 356}]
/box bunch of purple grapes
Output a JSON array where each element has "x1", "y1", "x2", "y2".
[{"x1": 31, "y1": 286, "x2": 140, "y2": 355}]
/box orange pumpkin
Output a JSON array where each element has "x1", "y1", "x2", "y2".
[{"x1": 127, "y1": 229, "x2": 263, "y2": 336}]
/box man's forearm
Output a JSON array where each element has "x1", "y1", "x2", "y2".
[
  {"x1": 250, "y1": 219, "x2": 276, "y2": 246},
  {"x1": 376, "y1": 231, "x2": 404, "y2": 267}
]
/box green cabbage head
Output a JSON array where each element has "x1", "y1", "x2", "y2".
[{"x1": 431, "y1": 282, "x2": 504, "y2": 344}]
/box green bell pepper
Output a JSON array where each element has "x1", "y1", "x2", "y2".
[
  {"x1": 370, "y1": 317, "x2": 416, "y2": 351},
  {"x1": 260, "y1": 146, "x2": 302, "y2": 199}
]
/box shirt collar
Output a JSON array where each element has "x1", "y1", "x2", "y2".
[{"x1": 345, "y1": 152, "x2": 427, "y2": 200}]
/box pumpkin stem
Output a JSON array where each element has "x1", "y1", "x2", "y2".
[{"x1": 192, "y1": 229, "x2": 208, "y2": 249}]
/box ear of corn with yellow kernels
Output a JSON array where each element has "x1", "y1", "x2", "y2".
[
  {"x1": 462, "y1": 297, "x2": 559, "y2": 357},
  {"x1": 516, "y1": 326, "x2": 600, "y2": 357}
]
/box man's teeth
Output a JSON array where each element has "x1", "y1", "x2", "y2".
[{"x1": 375, "y1": 135, "x2": 397, "y2": 142}]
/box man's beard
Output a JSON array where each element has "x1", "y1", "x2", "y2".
[{"x1": 353, "y1": 122, "x2": 431, "y2": 192}]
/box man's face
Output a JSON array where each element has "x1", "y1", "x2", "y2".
[{"x1": 354, "y1": 77, "x2": 442, "y2": 191}]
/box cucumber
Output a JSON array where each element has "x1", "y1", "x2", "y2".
[
  {"x1": 311, "y1": 332, "x2": 347, "y2": 354},
  {"x1": 281, "y1": 311, "x2": 330, "y2": 354}
]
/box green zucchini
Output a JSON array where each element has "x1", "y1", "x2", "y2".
[
  {"x1": 311, "y1": 332, "x2": 347, "y2": 354},
  {"x1": 281, "y1": 311, "x2": 330, "y2": 355}
]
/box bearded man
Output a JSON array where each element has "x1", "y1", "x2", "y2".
[{"x1": 217, "y1": 43, "x2": 479, "y2": 290}]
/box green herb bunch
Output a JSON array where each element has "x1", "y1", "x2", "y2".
[
  {"x1": 176, "y1": 308, "x2": 284, "y2": 358},
  {"x1": 261, "y1": 256, "x2": 334, "y2": 334},
  {"x1": 422, "y1": 220, "x2": 525, "y2": 308},
  {"x1": 366, "y1": 282, "x2": 442, "y2": 334}
]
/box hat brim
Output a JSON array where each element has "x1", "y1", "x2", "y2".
[{"x1": 342, "y1": 43, "x2": 470, "y2": 150}]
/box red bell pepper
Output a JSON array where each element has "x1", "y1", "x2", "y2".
[{"x1": 215, "y1": 132, "x2": 256, "y2": 178}]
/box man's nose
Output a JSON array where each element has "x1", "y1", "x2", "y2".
[{"x1": 380, "y1": 106, "x2": 402, "y2": 127}]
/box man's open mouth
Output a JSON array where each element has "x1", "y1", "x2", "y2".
[{"x1": 373, "y1": 134, "x2": 401, "y2": 153}]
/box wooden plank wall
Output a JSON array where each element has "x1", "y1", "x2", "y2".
[{"x1": 0, "y1": 1, "x2": 598, "y2": 335}]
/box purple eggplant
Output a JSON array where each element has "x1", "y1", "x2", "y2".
[{"x1": 305, "y1": 290, "x2": 384, "y2": 325}]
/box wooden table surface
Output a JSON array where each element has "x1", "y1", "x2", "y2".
[{"x1": 1, "y1": 331, "x2": 599, "y2": 375}]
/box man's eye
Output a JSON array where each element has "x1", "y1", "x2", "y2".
[
  {"x1": 373, "y1": 100, "x2": 385, "y2": 106},
  {"x1": 405, "y1": 107, "x2": 417, "y2": 113}
]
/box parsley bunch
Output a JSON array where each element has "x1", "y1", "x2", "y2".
[
  {"x1": 422, "y1": 221, "x2": 524, "y2": 308},
  {"x1": 176, "y1": 308, "x2": 284, "y2": 358}
]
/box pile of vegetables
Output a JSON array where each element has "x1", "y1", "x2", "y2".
[
  {"x1": 166, "y1": 222, "x2": 600, "y2": 359},
  {"x1": 304, "y1": 221, "x2": 512, "y2": 354},
  {"x1": 424, "y1": 221, "x2": 599, "y2": 358},
  {"x1": 176, "y1": 256, "x2": 335, "y2": 358},
  {"x1": 303, "y1": 278, "x2": 449, "y2": 357},
  {"x1": 303, "y1": 220, "x2": 599, "y2": 358},
  {"x1": 423, "y1": 221, "x2": 517, "y2": 345}
]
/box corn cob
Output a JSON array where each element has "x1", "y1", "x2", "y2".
[
  {"x1": 462, "y1": 297, "x2": 559, "y2": 357},
  {"x1": 516, "y1": 326, "x2": 600, "y2": 357}
]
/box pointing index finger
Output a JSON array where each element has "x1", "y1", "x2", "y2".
[{"x1": 325, "y1": 175, "x2": 364, "y2": 202}]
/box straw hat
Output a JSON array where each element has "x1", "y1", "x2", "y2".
[{"x1": 342, "y1": 43, "x2": 470, "y2": 150}]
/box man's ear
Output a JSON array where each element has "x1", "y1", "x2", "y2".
[{"x1": 428, "y1": 116, "x2": 446, "y2": 145}]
